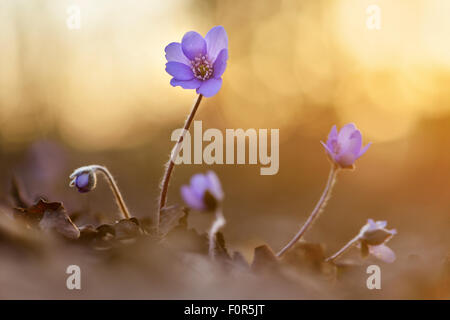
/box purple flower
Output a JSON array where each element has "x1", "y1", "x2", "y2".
[
  {"x1": 181, "y1": 171, "x2": 224, "y2": 211},
  {"x1": 321, "y1": 123, "x2": 371, "y2": 168},
  {"x1": 165, "y1": 26, "x2": 228, "y2": 97},
  {"x1": 359, "y1": 219, "x2": 397, "y2": 263}
]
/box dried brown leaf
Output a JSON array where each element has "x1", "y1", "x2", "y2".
[
  {"x1": 14, "y1": 199, "x2": 80, "y2": 239},
  {"x1": 251, "y1": 244, "x2": 279, "y2": 273},
  {"x1": 281, "y1": 242, "x2": 326, "y2": 272},
  {"x1": 10, "y1": 176, "x2": 31, "y2": 208},
  {"x1": 39, "y1": 207, "x2": 80, "y2": 240},
  {"x1": 114, "y1": 218, "x2": 142, "y2": 240},
  {"x1": 231, "y1": 251, "x2": 250, "y2": 270},
  {"x1": 159, "y1": 205, "x2": 188, "y2": 236}
]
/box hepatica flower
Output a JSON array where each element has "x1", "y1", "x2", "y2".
[
  {"x1": 321, "y1": 123, "x2": 371, "y2": 168},
  {"x1": 181, "y1": 171, "x2": 225, "y2": 259},
  {"x1": 159, "y1": 26, "x2": 228, "y2": 226},
  {"x1": 165, "y1": 26, "x2": 228, "y2": 97},
  {"x1": 277, "y1": 122, "x2": 373, "y2": 257},
  {"x1": 358, "y1": 219, "x2": 397, "y2": 263},
  {"x1": 181, "y1": 171, "x2": 224, "y2": 212}
]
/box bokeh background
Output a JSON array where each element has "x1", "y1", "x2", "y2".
[{"x1": 0, "y1": 0, "x2": 449, "y2": 299}]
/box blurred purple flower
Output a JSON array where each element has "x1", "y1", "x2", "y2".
[
  {"x1": 359, "y1": 219, "x2": 397, "y2": 263},
  {"x1": 321, "y1": 123, "x2": 371, "y2": 168},
  {"x1": 165, "y1": 26, "x2": 228, "y2": 97},
  {"x1": 181, "y1": 171, "x2": 224, "y2": 211}
]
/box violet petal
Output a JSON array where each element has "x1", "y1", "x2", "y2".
[
  {"x1": 165, "y1": 42, "x2": 190, "y2": 64},
  {"x1": 357, "y1": 142, "x2": 372, "y2": 158},
  {"x1": 320, "y1": 141, "x2": 333, "y2": 157},
  {"x1": 165, "y1": 62, "x2": 194, "y2": 81},
  {"x1": 190, "y1": 174, "x2": 209, "y2": 199},
  {"x1": 181, "y1": 185, "x2": 204, "y2": 210},
  {"x1": 213, "y1": 49, "x2": 228, "y2": 78},
  {"x1": 205, "y1": 26, "x2": 228, "y2": 62},
  {"x1": 338, "y1": 123, "x2": 357, "y2": 142},
  {"x1": 170, "y1": 78, "x2": 202, "y2": 89},
  {"x1": 181, "y1": 31, "x2": 207, "y2": 60},
  {"x1": 327, "y1": 125, "x2": 338, "y2": 142},
  {"x1": 206, "y1": 171, "x2": 224, "y2": 201},
  {"x1": 197, "y1": 78, "x2": 223, "y2": 97},
  {"x1": 340, "y1": 130, "x2": 362, "y2": 158}
]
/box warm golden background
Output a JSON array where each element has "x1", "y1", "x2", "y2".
[{"x1": 0, "y1": 0, "x2": 449, "y2": 298}]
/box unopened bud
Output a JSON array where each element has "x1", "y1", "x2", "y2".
[{"x1": 69, "y1": 166, "x2": 97, "y2": 193}]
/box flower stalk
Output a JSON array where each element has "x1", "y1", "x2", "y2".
[
  {"x1": 325, "y1": 235, "x2": 360, "y2": 262},
  {"x1": 158, "y1": 94, "x2": 203, "y2": 228},
  {"x1": 277, "y1": 164, "x2": 339, "y2": 257},
  {"x1": 209, "y1": 208, "x2": 226, "y2": 260}
]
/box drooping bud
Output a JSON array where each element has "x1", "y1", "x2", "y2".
[
  {"x1": 358, "y1": 219, "x2": 397, "y2": 246},
  {"x1": 69, "y1": 166, "x2": 97, "y2": 193},
  {"x1": 357, "y1": 219, "x2": 397, "y2": 263},
  {"x1": 69, "y1": 164, "x2": 132, "y2": 219}
]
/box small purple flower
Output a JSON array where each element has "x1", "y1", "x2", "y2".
[
  {"x1": 321, "y1": 123, "x2": 371, "y2": 168},
  {"x1": 165, "y1": 26, "x2": 228, "y2": 97},
  {"x1": 359, "y1": 219, "x2": 397, "y2": 263},
  {"x1": 181, "y1": 171, "x2": 224, "y2": 211}
]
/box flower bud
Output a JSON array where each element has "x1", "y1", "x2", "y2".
[
  {"x1": 69, "y1": 166, "x2": 97, "y2": 193},
  {"x1": 321, "y1": 123, "x2": 371, "y2": 169}
]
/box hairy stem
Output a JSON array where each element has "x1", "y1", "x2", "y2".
[
  {"x1": 92, "y1": 165, "x2": 131, "y2": 220},
  {"x1": 277, "y1": 164, "x2": 339, "y2": 257},
  {"x1": 209, "y1": 208, "x2": 226, "y2": 260},
  {"x1": 325, "y1": 236, "x2": 360, "y2": 262},
  {"x1": 158, "y1": 94, "x2": 203, "y2": 230}
]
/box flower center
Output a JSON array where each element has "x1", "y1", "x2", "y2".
[{"x1": 191, "y1": 55, "x2": 213, "y2": 80}]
